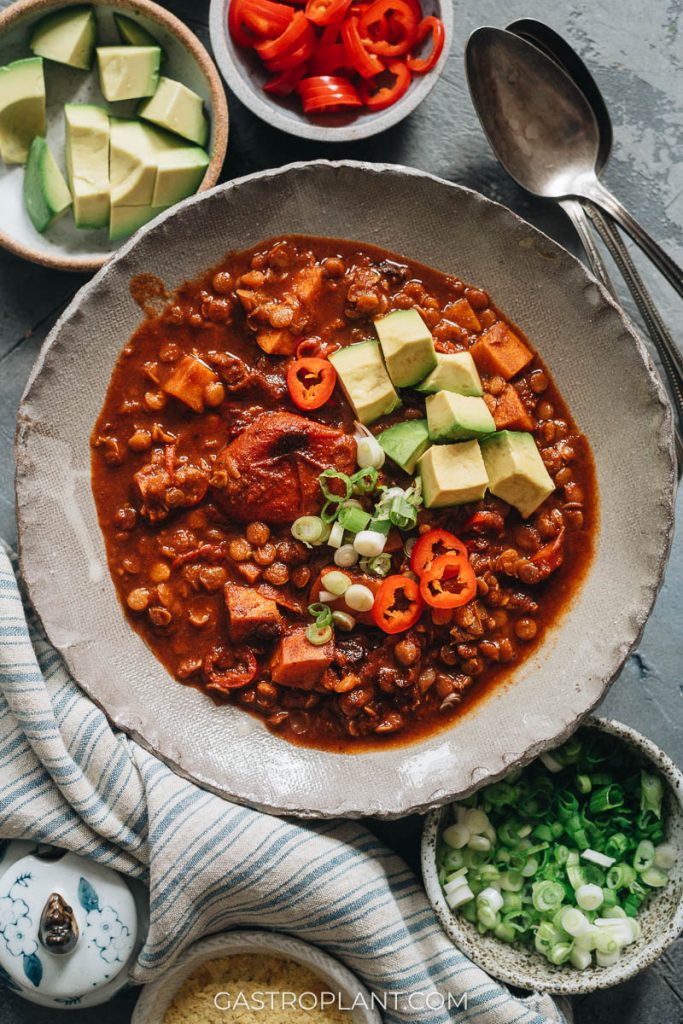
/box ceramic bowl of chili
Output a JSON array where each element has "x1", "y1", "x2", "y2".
[{"x1": 208, "y1": 0, "x2": 452, "y2": 140}]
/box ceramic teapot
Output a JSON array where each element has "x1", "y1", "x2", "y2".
[{"x1": 0, "y1": 840, "x2": 142, "y2": 1008}]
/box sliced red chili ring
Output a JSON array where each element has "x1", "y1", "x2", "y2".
[
  {"x1": 265, "y1": 29, "x2": 317, "y2": 69},
  {"x1": 372, "y1": 574, "x2": 424, "y2": 633},
  {"x1": 256, "y1": 10, "x2": 312, "y2": 61},
  {"x1": 241, "y1": 0, "x2": 295, "y2": 38},
  {"x1": 419, "y1": 552, "x2": 477, "y2": 609},
  {"x1": 406, "y1": 15, "x2": 444, "y2": 73},
  {"x1": 359, "y1": 0, "x2": 417, "y2": 56},
  {"x1": 287, "y1": 356, "x2": 337, "y2": 409},
  {"x1": 341, "y1": 16, "x2": 385, "y2": 78},
  {"x1": 305, "y1": 0, "x2": 351, "y2": 25},
  {"x1": 298, "y1": 75, "x2": 363, "y2": 111},
  {"x1": 320, "y1": 13, "x2": 345, "y2": 44},
  {"x1": 358, "y1": 59, "x2": 410, "y2": 109},
  {"x1": 410, "y1": 528, "x2": 469, "y2": 576},
  {"x1": 228, "y1": 0, "x2": 255, "y2": 48},
  {"x1": 309, "y1": 42, "x2": 352, "y2": 74},
  {"x1": 204, "y1": 646, "x2": 258, "y2": 692},
  {"x1": 263, "y1": 63, "x2": 308, "y2": 95}
]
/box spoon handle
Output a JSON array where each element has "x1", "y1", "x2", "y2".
[
  {"x1": 581, "y1": 179, "x2": 683, "y2": 300},
  {"x1": 558, "y1": 199, "x2": 616, "y2": 295},
  {"x1": 581, "y1": 202, "x2": 683, "y2": 471}
]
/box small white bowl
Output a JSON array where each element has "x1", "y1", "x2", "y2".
[
  {"x1": 421, "y1": 716, "x2": 683, "y2": 995},
  {"x1": 131, "y1": 930, "x2": 382, "y2": 1024},
  {"x1": 209, "y1": 0, "x2": 452, "y2": 142}
]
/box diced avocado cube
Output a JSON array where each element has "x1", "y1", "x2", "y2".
[
  {"x1": 109, "y1": 118, "x2": 158, "y2": 206},
  {"x1": 418, "y1": 441, "x2": 489, "y2": 508},
  {"x1": 329, "y1": 340, "x2": 401, "y2": 425},
  {"x1": 114, "y1": 12, "x2": 166, "y2": 59},
  {"x1": 378, "y1": 419, "x2": 430, "y2": 475},
  {"x1": 97, "y1": 46, "x2": 161, "y2": 101},
  {"x1": 0, "y1": 58, "x2": 46, "y2": 165},
  {"x1": 23, "y1": 136, "x2": 72, "y2": 233},
  {"x1": 374, "y1": 308, "x2": 437, "y2": 388},
  {"x1": 30, "y1": 6, "x2": 95, "y2": 70},
  {"x1": 414, "y1": 351, "x2": 483, "y2": 397},
  {"x1": 153, "y1": 145, "x2": 209, "y2": 206},
  {"x1": 426, "y1": 391, "x2": 496, "y2": 442},
  {"x1": 65, "y1": 104, "x2": 109, "y2": 229},
  {"x1": 480, "y1": 430, "x2": 554, "y2": 518},
  {"x1": 138, "y1": 76, "x2": 209, "y2": 146},
  {"x1": 109, "y1": 201, "x2": 168, "y2": 241}
]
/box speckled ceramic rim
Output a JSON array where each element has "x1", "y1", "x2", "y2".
[
  {"x1": 131, "y1": 930, "x2": 382, "y2": 1024},
  {"x1": 208, "y1": 0, "x2": 452, "y2": 141},
  {"x1": 15, "y1": 161, "x2": 676, "y2": 819},
  {"x1": 421, "y1": 716, "x2": 683, "y2": 995},
  {"x1": 0, "y1": 0, "x2": 228, "y2": 272}
]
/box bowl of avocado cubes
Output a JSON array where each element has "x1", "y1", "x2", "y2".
[{"x1": 0, "y1": 0, "x2": 228, "y2": 270}]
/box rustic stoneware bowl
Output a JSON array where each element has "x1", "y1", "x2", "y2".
[
  {"x1": 131, "y1": 930, "x2": 382, "y2": 1024},
  {"x1": 0, "y1": 0, "x2": 228, "y2": 271},
  {"x1": 208, "y1": 0, "x2": 452, "y2": 141},
  {"x1": 421, "y1": 717, "x2": 683, "y2": 995},
  {"x1": 15, "y1": 161, "x2": 676, "y2": 818}
]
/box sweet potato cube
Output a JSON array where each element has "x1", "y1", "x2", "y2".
[
  {"x1": 445, "y1": 298, "x2": 481, "y2": 332},
  {"x1": 292, "y1": 266, "x2": 323, "y2": 305},
  {"x1": 493, "y1": 384, "x2": 534, "y2": 431},
  {"x1": 256, "y1": 329, "x2": 298, "y2": 355},
  {"x1": 270, "y1": 626, "x2": 334, "y2": 690},
  {"x1": 163, "y1": 355, "x2": 218, "y2": 413},
  {"x1": 470, "y1": 322, "x2": 533, "y2": 380},
  {"x1": 224, "y1": 583, "x2": 282, "y2": 643}
]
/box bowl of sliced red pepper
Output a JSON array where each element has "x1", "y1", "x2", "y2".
[{"x1": 209, "y1": 0, "x2": 452, "y2": 139}]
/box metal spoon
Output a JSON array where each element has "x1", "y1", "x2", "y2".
[
  {"x1": 505, "y1": 19, "x2": 683, "y2": 435},
  {"x1": 465, "y1": 27, "x2": 683, "y2": 299}
]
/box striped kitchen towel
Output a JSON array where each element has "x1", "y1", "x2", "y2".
[{"x1": 0, "y1": 546, "x2": 569, "y2": 1023}]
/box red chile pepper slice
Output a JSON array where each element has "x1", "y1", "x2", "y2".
[
  {"x1": 341, "y1": 16, "x2": 385, "y2": 78},
  {"x1": 255, "y1": 10, "x2": 313, "y2": 62},
  {"x1": 305, "y1": 0, "x2": 351, "y2": 25},
  {"x1": 406, "y1": 15, "x2": 445, "y2": 73},
  {"x1": 372, "y1": 574, "x2": 424, "y2": 633},
  {"x1": 419, "y1": 552, "x2": 477, "y2": 609},
  {"x1": 410, "y1": 528, "x2": 469, "y2": 576},
  {"x1": 287, "y1": 356, "x2": 337, "y2": 409},
  {"x1": 358, "y1": 59, "x2": 411, "y2": 109},
  {"x1": 263, "y1": 63, "x2": 308, "y2": 95},
  {"x1": 204, "y1": 646, "x2": 257, "y2": 692},
  {"x1": 359, "y1": 0, "x2": 417, "y2": 56},
  {"x1": 310, "y1": 42, "x2": 352, "y2": 74},
  {"x1": 298, "y1": 75, "x2": 363, "y2": 112}
]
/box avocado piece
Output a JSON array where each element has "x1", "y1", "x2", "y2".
[
  {"x1": 329, "y1": 340, "x2": 401, "y2": 426},
  {"x1": 138, "y1": 76, "x2": 209, "y2": 146},
  {"x1": 374, "y1": 308, "x2": 437, "y2": 388},
  {"x1": 65, "y1": 104, "x2": 109, "y2": 228},
  {"x1": 113, "y1": 12, "x2": 166, "y2": 59},
  {"x1": 30, "y1": 6, "x2": 95, "y2": 70},
  {"x1": 97, "y1": 46, "x2": 161, "y2": 101},
  {"x1": 110, "y1": 118, "x2": 159, "y2": 205},
  {"x1": 0, "y1": 58, "x2": 46, "y2": 165},
  {"x1": 480, "y1": 430, "x2": 554, "y2": 519},
  {"x1": 378, "y1": 419, "x2": 430, "y2": 475},
  {"x1": 418, "y1": 441, "x2": 489, "y2": 508},
  {"x1": 23, "y1": 136, "x2": 72, "y2": 232},
  {"x1": 426, "y1": 391, "x2": 496, "y2": 442},
  {"x1": 414, "y1": 351, "x2": 483, "y2": 397},
  {"x1": 153, "y1": 146, "x2": 209, "y2": 206},
  {"x1": 109, "y1": 202, "x2": 168, "y2": 241}
]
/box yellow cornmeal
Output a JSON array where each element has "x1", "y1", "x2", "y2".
[{"x1": 163, "y1": 954, "x2": 350, "y2": 1024}]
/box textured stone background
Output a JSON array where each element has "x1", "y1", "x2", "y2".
[{"x1": 0, "y1": 0, "x2": 681, "y2": 1020}]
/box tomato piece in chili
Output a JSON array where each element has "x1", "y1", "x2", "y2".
[
  {"x1": 372, "y1": 574, "x2": 424, "y2": 633},
  {"x1": 204, "y1": 646, "x2": 258, "y2": 692},
  {"x1": 410, "y1": 528, "x2": 468, "y2": 576},
  {"x1": 359, "y1": 0, "x2": 417, "y2": 56},
  {"x1": 287, "y1": 356, "x2": 337, "y2": 409},
  {"x1": 406, "y1": 14, "x2": 444, "y2": 73},
  {"x1": 419, "y1": 552, "x2": 477, "y2": 609},
  {"x1": 358, "y1": 59, "x2": 410, "y2": 109}
]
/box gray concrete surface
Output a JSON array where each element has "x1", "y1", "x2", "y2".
[{"x1": 0, "y1": 0, "x2": 681, "y2": 1020}]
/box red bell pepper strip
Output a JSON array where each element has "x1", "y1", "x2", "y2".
[
  {"x1": 358, "y1": 59, "x2": 411, "y2": 109},
  {"x1": 419, "y1": 552, "x2": 477, "y2": 609},
  {"x1": 287, "y1": 357, "x2": 337, "y2": 409},
  {"x1": 407, "y1": 15, "x2": 445, "y2": 73},
  {"x1": 372, "y1": 574, "x2": 424, "y2": 633},
  {"x1": 359, "y1": 0, "x2": 417, "y2": 56},
  {"x1": 204, "y1": 646, "x2": 258, "y2": 692},
  {"x1": 410, "y1": 528, "x2": 469, "y2": 576},
  {"x1": 341, "y1": 16, "x2": 385, "y2": 77},
  {"x1": 305, "y1": 0, "x2": 351, "y2": 25}
]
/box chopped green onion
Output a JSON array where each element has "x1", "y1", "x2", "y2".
[
  {"x1": 388, "y1": 494, "x2": 418, "y2": 529},
  {"x1": 321, "y1": 500, "x2": 341, "y2": 524},
  {"x1": 334, "y1": 544, "x2": 359, "y2": 567},
  {"x1": 640, "y1": 866, "x2": 669, "y2": 887},
  {"x1": 306, "y1": 623, "x2": 332, "y2": 645},
  {"x1": 354, "y1": 530, "x2": 386, "y2": 557},
  {"x1": 590, "y1": 784, "x2": 624, "y2": 814},
  {"x1": 318, "y1": 468, "x2": 352, "y2": 503},
  {"x1": 532, "y1": 880, "x2": 564, "y2": 912},
  {"x1": 321, "y1": 570, "x2": 351, "y2": 596},
  {"x1": 576, "y1": 774, "x2": 592, "y2": 794},
  {"x1": 344, "y1": 584, "x2": 374, "y2": 612},
  {"x1": 350, "y1": 466, "x2": 378, "y2": 494},
  {"x1": 337, "y1": 505, "x2": 371, "y2": 533},
  {"x1": 634, "y1": 840, "x2": 655, "y2": 872},
  {"x1": 641, "y1": 771, "x2": 664, "y2": 818},
  {"x1": 606, "y1": 863, "x2": 636, "y2": 889},
  {"x1": 654, "y1": 842, "x2": 677, "y2": 870},
  {"x1": 328, "y1": 521, "x2": 345, "y2": 548},
  {"x1": 360, "y1": 553, "x2": 392, "y2": 577},
  {"x1": 292, "y1": 515, "x2": 325, "y2": 545},
  {"x1": 581, "y1": 849, "x2": 615, "y2": 869},
  {"x1": 443, "y1": 823, "x2": 470, "y2": 850},
  {"x1": 576, "y1": 883, "x2": 604, "y2": 911},
  {"x1": 331, "y1": 610, "x2": 355, "y2": 632}
]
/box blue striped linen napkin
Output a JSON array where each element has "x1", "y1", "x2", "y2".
[{"x1": 0, "y1": 546, "x2": 570, "y2": 1024}]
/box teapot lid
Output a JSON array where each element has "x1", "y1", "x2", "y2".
[{"x1": 0, "y1": 851, "x2": 137, "y2": 1002}]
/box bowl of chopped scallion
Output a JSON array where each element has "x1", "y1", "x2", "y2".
[{"x1": 421, "y1": 718, "x2": 683, "y2": 994}]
